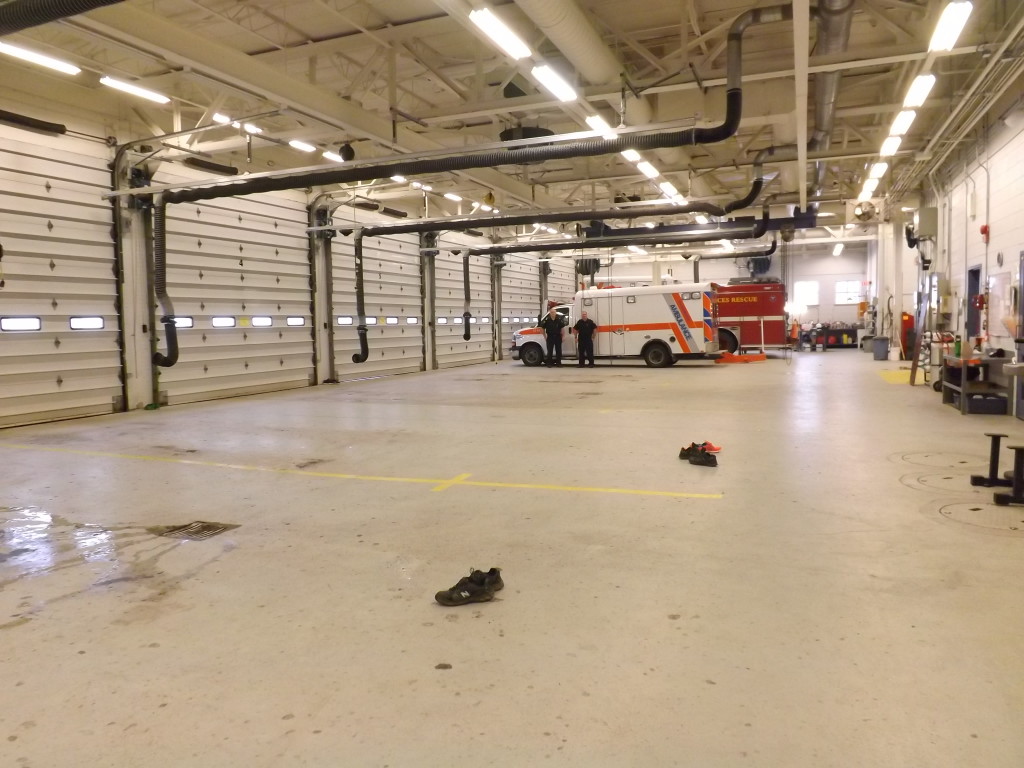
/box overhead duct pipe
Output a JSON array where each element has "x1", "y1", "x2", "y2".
[
  {"x1": 467, "y1": 212, "x2": 770, "y2": 257},
  {"x1": 157, "y1": 5, "x2": 790, "y2": 207},
  {"x1": 809, "y1": 0, "x2": 855, "y2": 197},
  {"x1": 0, "y1": 0, "x2": 125, "y2": 35},
  {"x1": 510, "y1": 0, "x2": 716, "y2": 195},
  {"x1": 333, "y1": 148, "x2": 772, "y2": 241}
]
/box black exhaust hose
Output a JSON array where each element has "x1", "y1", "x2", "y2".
[
  {"x1": 160, "y1": 6, "x2": 798, "y2": 207},
  {"x1": 723, "y1": 147, "x2": 771, "y2": 214},
  {"x1": 164, "y1": 91, "x2": 739, "y2": 206},
  {"x1": 352, "y1": 231, "x2": 369, "y2": 363},
  {"x1": 462, "y1": 253, "x2": 472, "y2": 341},
  {"x1": 468, "y1": 207, "x2": 770, "y2": 257},
  {"x1": 0, "y1": 109, "x2": 66, "y2": 135},
  {"x1": 0, "y1": 0, "x2": 126, "y2": 35},
  {"x1": 151, "y1": 200, "x2": 179, "y2": 367}
]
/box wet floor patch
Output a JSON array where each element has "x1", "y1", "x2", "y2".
[{"x1": 147, "y1": 521, "x2": 240, "y2": 540}]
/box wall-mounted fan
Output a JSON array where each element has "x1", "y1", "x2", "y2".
[{"x1": 853, "y1": 200, "x2": 877, "y2": 222}]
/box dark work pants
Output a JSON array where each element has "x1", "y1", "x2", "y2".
[
  {"x1": 545, "y1": 334, "x2": 562, "y2": 364},
  {"x1": 577, "y1": 336, "x2": 594, "y2": 365}
]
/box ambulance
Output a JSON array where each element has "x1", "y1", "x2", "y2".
[
  {"x1": 714, "y1": 278, "x2": 789, "y2": 353},
  {"x1": 510, "y1": 282, "x2": 721, "y2": 367}
]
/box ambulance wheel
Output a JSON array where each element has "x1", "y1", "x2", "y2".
[
  {"x1": 520, "y1": 343, "x2": 544, "y2": 367},
  {"x1": 642, "y1": 342, "x2": 673, "y2": 368},
  {"x1": 718, "y1": 328, "x2": 739, "y2": 354}
]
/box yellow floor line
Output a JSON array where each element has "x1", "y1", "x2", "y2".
[
  {"x1": 0, "y1": 442, "x2": 722, "y2": 500},
  {"x1": 878, "y1": 369, "x2": 911, "y2": 384}
]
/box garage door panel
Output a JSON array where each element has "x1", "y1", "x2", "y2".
[
  {"x1": 500, "y1": 259, "x2": 542, "y2": 349},
  {"x1": 154, "y1": 165, "x2": 314, "y2": 405},
  {"x1": 0, "y1": 127, "x2": 121, "y2": 427},
  {"x1": 434, "y1": 240, "x2": 492, "y2": 368},
  {"x1": 331, "y1": 234, "x2": 424, "y2": 380}
]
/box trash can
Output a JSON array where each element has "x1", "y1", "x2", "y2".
[{"x1": 872, "y1": 336, "x2": 890, "y2": 360}]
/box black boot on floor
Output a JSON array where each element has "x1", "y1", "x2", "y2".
[{"x1": 688, "y1": 448, "x2": 718, "y2": 467}]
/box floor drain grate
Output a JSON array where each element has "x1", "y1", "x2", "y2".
[{"x1": 148, "y1": 521, "x2": 239, "y2": 540}]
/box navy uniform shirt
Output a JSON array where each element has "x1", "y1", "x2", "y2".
[
  {"x1": 573, "y1": 318, "x2": 597, "y2": 339},
  {"x1": 539, "y1": 314, "x2": 566, "y2": 336}
]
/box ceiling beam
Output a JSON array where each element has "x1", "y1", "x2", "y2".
[
  {"x1": 68, "y1": 5, "x2": 562, "y2": 208},
  {"x1": 793, "y1": 0, "x2": 810, "y2": 211}
]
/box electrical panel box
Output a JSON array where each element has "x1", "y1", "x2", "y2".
[{"x1": 915, "y1": 207, "x2": 938, "y2": 239}]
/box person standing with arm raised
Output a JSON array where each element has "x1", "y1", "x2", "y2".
[{"x1": 539, "y1": 307, "x2": 567, "y2": 367}]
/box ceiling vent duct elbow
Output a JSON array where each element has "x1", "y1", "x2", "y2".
[{"x1": 0, "y1": 0, "x2": 127, "y2": 36}]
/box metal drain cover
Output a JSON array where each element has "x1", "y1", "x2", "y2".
[
  {"x1": 899, "y1": 473, "x2": 979, "y2": 493},
  {"x1": 893, "y1": 452, "x2": 983, "y2": 469},
  {"x1": 148, "y1": 521, "x2": 239, "y2": 540},
  {"x1": 938, "y1": 502, "x2": 1024, "y2": 534}
]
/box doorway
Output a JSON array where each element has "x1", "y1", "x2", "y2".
[{"x1": 966, "y1": 265, "x2": 981, "y2": 343}]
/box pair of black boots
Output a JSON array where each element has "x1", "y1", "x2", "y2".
[{"x1": 435, "y1": 567, "x2": 504, "y2": 606}]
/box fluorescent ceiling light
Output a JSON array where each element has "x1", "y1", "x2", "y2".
[
  {"x1": 0, "y1": 42, "x2": 80, "y2": 75},
  {"x1": 421, "y1": 184, "x2": 433, "y2": 192},
  {"x1": 857, "y1": 189, "x2": 874, "y2": 201},
  {"x1": 99, "y1": 76, "x2": 170, "y2": 104},
  {"x1": 480, "y1": 204, "x2": 493, "y2": 212},
  {"x1": 862, "y1": 178, "x2": 880, "y2": 193},
  {"x1": 645, "y1": 222, "x2": 656, "y2": 229},
  {"x1": 929, "y1": 1, "x2": 973, "y2": 52},
  {"x1": 391, "y1": 175, "x2": 406, "y2": 183},
  {"x1": 212, "y1": 113, "x2": 232, "y2": 124},
  {"x1": 585, "y1": 115, "x2": 617, "y2": 140},
  {"x1": 444, "y1": 192, "x2": 462, "y2": 202},
  {"x1": 869, "y1": 162, "x2": 889, "y2": 179},
  {"x1": 694, "y1": 214, "x2": 709, "y2": 225},
  {"x1": 621, "y1": 149, "x2": 641, "y2": 162},
  {"x1": 531, "y1": 64, "x2": 577, "y2": 102},
  {"x1": 718, "y1": 240, "x2": 734, "y2": 252},
  {"x1": 658, "y1": 181, "x2": 679, "y2": 197},
  {"x1": 243, "y1": 123, "x2": 262, "y2": 134},
  {"x1": 628, "y1": 245, "x2": 647, "y2": 255},
  {"x1": 880, "y1": 136, "x2": 902, "y2": 157},
  {"x1": 903, "y1": 74, "x2": 936, "y2": 108},
  {"x1": 492, "y1": 208, "x2": 500, "y2": 213},
  {"x1": 469, "y1": 8, "x2": 532, "y2": 60},
  {"x1": 562, "y1": 233, "x2": 572, "y2": 239},
  {"x1": 889, "y1": 110, "x2": 916, "y2": 136},
  {"x1": 673, "y1": 195, "x2": 688, "y2": 205},
  {"x1": 636, "y1": 161, "x2": 659, "y2": 179},
  {"x1": 322, "y1": 151, "x2": 344, "y2": 162},
  {"x1": 289, "y1": 139, "x2": 316, "y2": 152},
  {"x1": 832, "y1": 243, "x2": 844, "y2": 256}
]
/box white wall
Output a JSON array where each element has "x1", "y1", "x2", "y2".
[
  {"x1": 788, "y1": 251, "x2": 869, "y2": 325},
  {"x1": 936, "y1": 120, "x2": 1024, "y2": 352}
]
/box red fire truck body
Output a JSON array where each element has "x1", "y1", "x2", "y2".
[{"x1": 715, "y1": 280, "x2": 789, "y2": 353}]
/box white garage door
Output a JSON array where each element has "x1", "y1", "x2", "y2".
[
  {"x1": 0, "y1": 127, "x2": 122, "y2": 428},
  {"x1": 548, "y1": 259, "x2": 579, "y2": 305},
  {"x1": 434, "y1": 239, "x2": 493, "y2": 368},
  {"x1": 153, "y1": 167, "x2": 314, "y2": 405},
  {"x1": 500, "y1": 258, "x2": 542, "y2": 351},
  {"x1": 331, "y1": 233, "x2": 424, "y2": 380}
]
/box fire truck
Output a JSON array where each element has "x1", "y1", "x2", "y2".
[
  {"x1": 511, "y1": 282, "x2": 721, "y2": 367},
  {"x1": 715, "y1": 278, "x2": 790, "y2": 353}
]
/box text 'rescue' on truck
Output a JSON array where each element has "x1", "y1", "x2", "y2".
[{"x1": 511, "y1": 282, "x2": 721, "y2": 367}]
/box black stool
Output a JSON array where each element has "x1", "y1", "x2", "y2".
[
  {"x1": 993, "y1": 444, "x2": 1024, "y2": 505},
  {"x1": 970, "y1": 433, "x2": 1012, "y2": 487}
]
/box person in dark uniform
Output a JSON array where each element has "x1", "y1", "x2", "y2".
[
  {"x1": 538, "y1": 307, "x2": 566, "y2": 366},
  {"x1": 573, "y1": 311, "x2": 598, "y2": 367}
]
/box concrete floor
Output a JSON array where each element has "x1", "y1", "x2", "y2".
[{"x1": 2, "y1": 350, "x2": 1023, "y2": 767}]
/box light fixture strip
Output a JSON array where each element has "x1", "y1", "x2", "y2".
[
  {"x1": 636, "y1": 161, "x2": 660, "y2": 179},
  {"x1": 889, "y1": 110, "x2": 917, "y2": 136},
  {"x1": 903, "y1": 74, "x2": 936, "y2": 108},
  {"x1": 929, "y1": 1, "x2": 974, "y2": 52},
  {"x1": 99, "y1": 76, "x2": 170, "y2": 104},
  {"x1": 289, "y1": 139, "x2": 316, "y2": 152},
  {"x1": 469, "y1": 8, "x2": 532, "y2": 60},
  {"x1": 868, "y1": 162, "x2": 889, "y2": 179},
  {"x1": 879, "y1": 136, "x2": 902, "y2": 157},
  {"x1": 585, "y1": 115, "x2": 617, "y2": 140},
  {"x1": 0, "y1": 42, "x2": 80, "y2": 75},
  {"x1": 531, "y1": 64, "x2": 578, "y2": 102}
]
